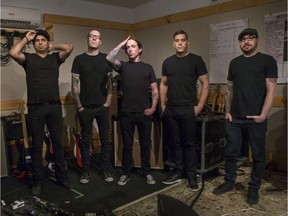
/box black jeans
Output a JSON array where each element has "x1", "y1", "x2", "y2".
[
  {"x1": 28, "y1": 103, "x2": 67, "y2": 184},
  {"x1": 224, "y1": 117, "x2": 267, "y2": 190},
  {"x1": 78, "y1": 106, "x2": 111, "y2": 173},
  {"x1": 119, "y1": 112, "x2": 152, "y2": 175},
  {"x1": 163, "y1": 106, "x2": 197, "y2": 180}
]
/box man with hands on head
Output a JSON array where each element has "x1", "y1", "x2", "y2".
[
  {"x1": 9, "y1": 29, "x2": 73, "y2": 196},
  {"x1": 106, "y1": 36, "x2": 159, "y2": 186}
]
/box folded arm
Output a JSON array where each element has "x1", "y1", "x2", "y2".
[
  {"x1": 106, "y1": 36, "x2": 130, "y2": 71},
  {"x1": 49, "y1": 43, "x2": 73, "y2": 62}
]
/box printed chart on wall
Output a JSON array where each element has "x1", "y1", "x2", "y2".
[
  {"x1": 210, "y1": 19, "x2": 248, "y2": 83},
  {"x1": 264, "y1": 12, "x2": 287, "y2": 84}
]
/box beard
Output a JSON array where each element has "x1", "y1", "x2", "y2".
[
  {"x1": 240, "y1": 43, "x2": 257, "y2": 55},
  {"x1": 242, "y1": 48, "x2": 255, "y2": 55}
]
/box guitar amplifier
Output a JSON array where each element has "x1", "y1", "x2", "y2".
[
  {"x1": 1, "y1": 112, "x2": 23, "y2": 141},
  {"x1": 1, "y1": 113, "x2": 30, "y2": 141},
  {"x1": 1, "y1": 120, "x2": 9, "y2": 177},
  {"x1": 196, "y1": 114, "x2": 226, "y2": 174},
  {"x1": 112, "y1": 114, "x2": 163, "y2": 169}
]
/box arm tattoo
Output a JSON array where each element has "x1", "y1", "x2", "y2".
[
  {"x1": 107, "y1": 49, "x2": 121, "y2": 70},
  {"x1": 152, "y1": 92, "x2": 159, "y2": 104},
  {"x1": 71, "y1": 73, "x2": 82, "y2": 108},
  {"x1": 225, "y1": 81, "x2": 233, "y2": 113}
]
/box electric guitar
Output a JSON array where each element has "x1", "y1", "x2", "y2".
[
  {"x1": 43, "y1": 130, "x2": 67, "y2": 173},
  {"x1": 43, "y1": 131, "x2": 54, "y2": 163},
  {"x1": 17, "y1": 100, "x2": 32, "y2": 172},
  {"x1": 72, "y1": 113, "x2": 83, "y2": 168},
  {"x1": 71, "y1": 127, "x2": 82, "y2": 168}
]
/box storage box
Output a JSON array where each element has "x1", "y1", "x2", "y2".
[{"x1": 196, "y1": 114, "x2": 226, "y2": 174}]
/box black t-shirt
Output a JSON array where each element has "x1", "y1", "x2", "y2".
[
  {"x1": 162, "y1": 53, "x2": 208, "y2": 107},
  {"x1": 21, "y1": 52, "x2": 62, "y2": 105},
  {"x1": 228, "y1": 52, "x2": 278, "y2": 117},
  {"x1": 117, "y1": 61, "x2": 157, "y2": 112},
  {"x1": 71, "y1": 52, "x2": 112, "y2": 106}
]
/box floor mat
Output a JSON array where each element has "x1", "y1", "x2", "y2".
[{"x1": 1, "y1": 164, "x2": 169, "y2": 216}]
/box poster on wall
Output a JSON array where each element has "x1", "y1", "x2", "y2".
[
  {"x1": 264, "y1": 12, "x2": 287, "y2": 84},
  {"x1": 209, "y1": 19, "x2": 248, "y2": 83}
]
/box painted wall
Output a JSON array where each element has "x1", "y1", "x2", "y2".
[
  {"x1": 1, "y1": 0, "x2": 287, "y2": 171},
  {"x1": 1, "y1": 0, "x2": 230, "y2": 23}
]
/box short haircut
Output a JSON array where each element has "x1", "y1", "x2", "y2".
[
  {"x1": 173, "y1": 30, "x2": 188, "y2": 40},
  {"x1": 87, "y1": 29, "x2": 101, "y2": 39}
]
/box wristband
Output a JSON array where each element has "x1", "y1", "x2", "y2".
[
  {"x1": 77, "y1": 106, "x2": 83, "y2": 110},
  {"x1": 25, "y1": 36, "x2": 29, "y2": 43}
]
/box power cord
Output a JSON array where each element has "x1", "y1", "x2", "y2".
[
  {"x1": 1, "y1": 29, "x2": 28, "y2": 66},
  {"x1": 1, "y1": 29, "x2": 13, "y2": 65}
]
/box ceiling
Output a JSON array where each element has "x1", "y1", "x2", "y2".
[{"x1": 81, "y1": 0, "x2": 154, "y2": 9}]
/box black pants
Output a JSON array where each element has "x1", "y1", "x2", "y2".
[
  {"x1": 78, "y1": 106, "x2": 111, "y2": 173},
  {"x1": 119, "y1": 112, "x2": 152, "y2": 175},
  {"x1": 28, "y1": 103, "x2": 67, "y2": 184},
  {"x1": 163, "y1": 106, "x2": 197, "y2": 180},
  {"x1": 225, "y1": 117, "x2": 267, "y2": 190}
]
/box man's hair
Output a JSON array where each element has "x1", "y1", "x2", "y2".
[
  {"x1": 173, "y1": 30, "x2": 188, "y2": 40},
  {"x1": 125, "y1": 38, "x2": 143, "y2": 55},
  {"x1": 87, "y1": 29, "x2": 101, "y2": 39}
]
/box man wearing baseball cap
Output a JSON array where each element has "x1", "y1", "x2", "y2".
[
  {"x1": 33, "y1": 29, "x2": 51, "y2": 42},
  {"x1": 9, "y1": 29, "x2": 73, "y2": 196},
  {"x1": 213, "y1": 27, "x2": 278, "y2": 204}
]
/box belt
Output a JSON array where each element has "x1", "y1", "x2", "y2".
[
  {"x1": 28, "y1": 101, "x2": 61, "y2": 106},
  {"x1": 83, "y1": 105, "x2": 102, "y2": 109}
]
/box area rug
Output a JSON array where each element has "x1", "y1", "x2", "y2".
[{"x1": 113, "y1": 166, "x2": 287, "y2": 216}]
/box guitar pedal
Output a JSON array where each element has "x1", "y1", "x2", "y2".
[{"x1": 10, "y1": 200, "x2": 25, "y2": 210}]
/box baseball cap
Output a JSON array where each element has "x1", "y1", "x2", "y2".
[
  {"x1": 34, "y1": 29, "x2": 50, "y2": 41},
  {"x1": 238, "y1": 28, "x2": 258, "y2": 41}
]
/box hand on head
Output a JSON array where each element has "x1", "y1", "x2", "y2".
[
  {"x1": 25, "y1": 30, "x2": 37, "y2": 42},
  {"x1": 121, "y1": 36, "x2": 131, "y2": 49}
]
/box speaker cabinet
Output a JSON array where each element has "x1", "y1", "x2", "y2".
[
  {"x1": 112, "y1": 115, "x2": 163, "y2": 169},
  {"x1": 1, "y1": 121, "x2": 9, "y2": 177},
  {"x1": 158, "y1": 194, "x2": 199, "y2": 216}
]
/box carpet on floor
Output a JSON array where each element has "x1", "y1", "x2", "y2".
[{"x1": 113, "y1": 166, "x2": 287, "y2": 216}]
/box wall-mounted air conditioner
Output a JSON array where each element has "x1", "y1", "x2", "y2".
[{"x1": 1, "y1": 6, "x2": 41, "y2": 29}]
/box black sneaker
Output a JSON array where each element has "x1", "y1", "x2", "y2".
[
  {"x1": 117, "y1": 174, "x2": 131, "y2": 186},
  {"x1": 247, "y1": 188, "x2": 259, "y2": 204},
  {"x1": 31, "y1": 183, "x2": 42, "y2": 196},
  {"x1": 213, "y1": 182, "x2": 234, "y2": 195},
  {"x1": 80, "y1": 173, "x2": 90, "y2": 184},
  {"x1": 57, "y1": 179, "x2": 71, "y2": 189},
  {"x1": 188, "y1": 178, "x2": 200, "y2": 192},
  {"x1": 103, "y1": 171, "x2": 114, "y2": 183},
  {"x1": 162, "y1": 173, "x2": 182, "y2": 185}
]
